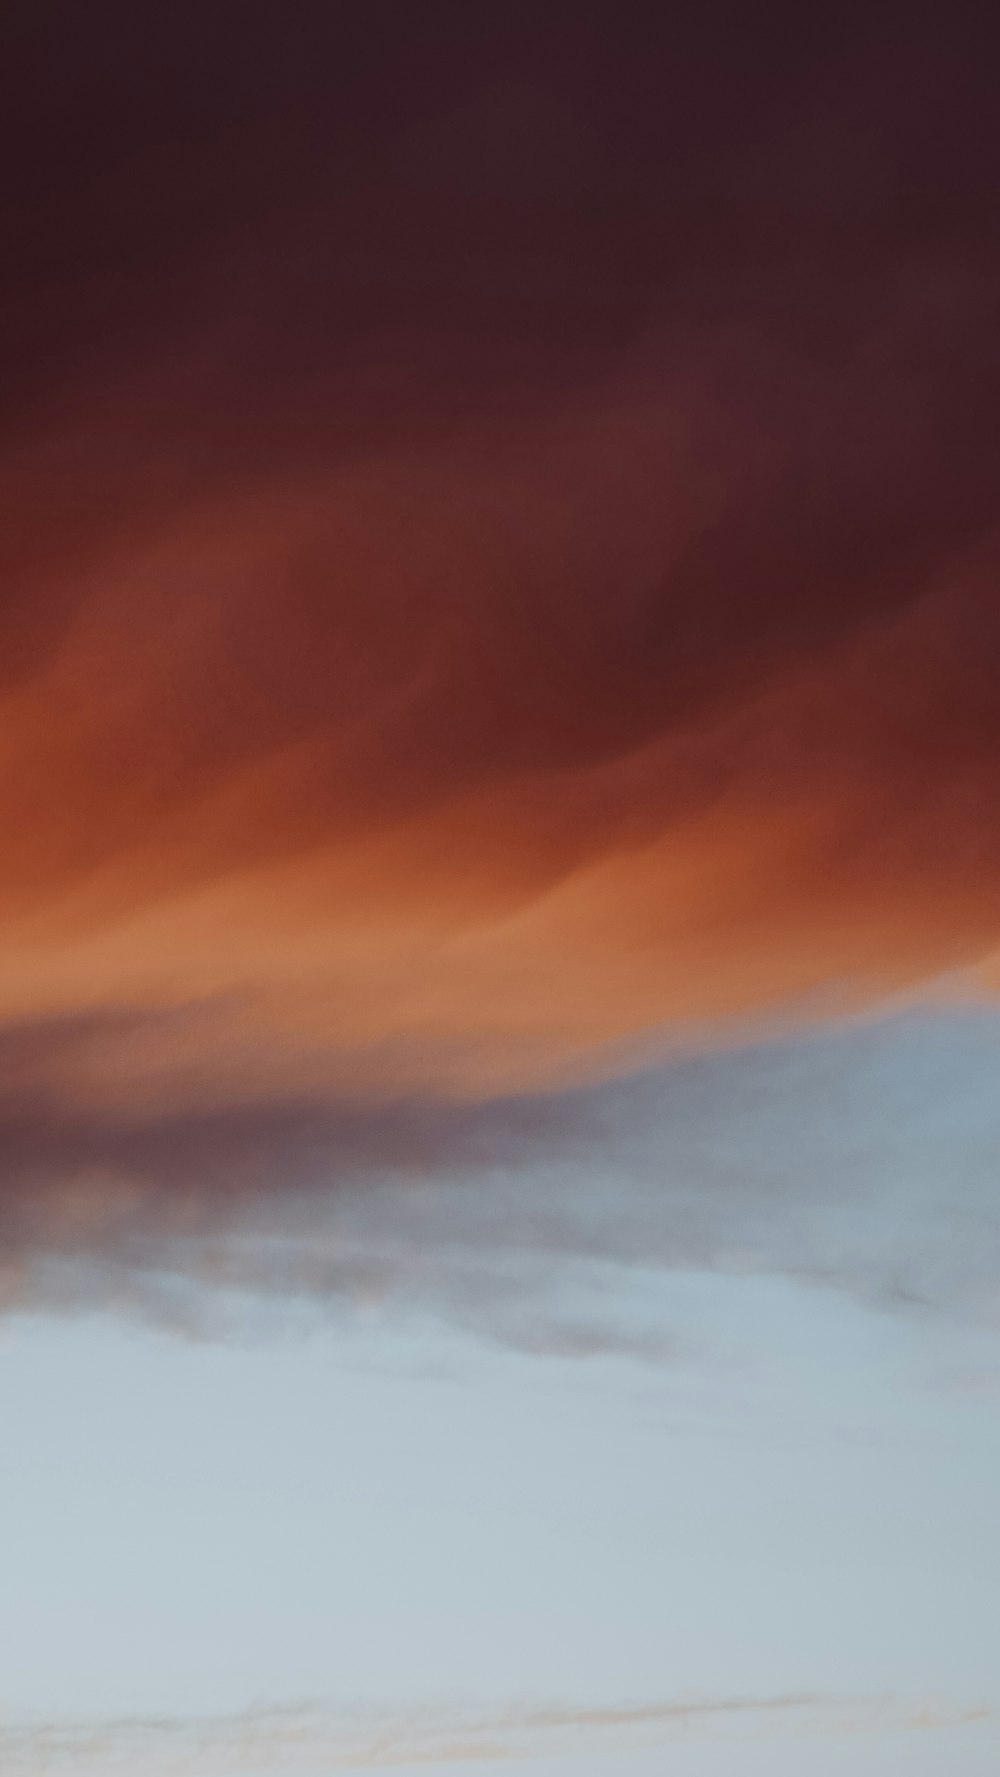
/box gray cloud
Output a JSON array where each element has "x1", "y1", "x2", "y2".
[{"x1": 1, "y1": 1006, "x2": 999, "y2": 1352}]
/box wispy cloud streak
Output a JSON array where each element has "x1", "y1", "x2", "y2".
[{"x1": 3, "y1": 1692, "x2": 989, "y2": 1773}]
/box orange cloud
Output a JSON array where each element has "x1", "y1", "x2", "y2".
[
  {"x1": 3, "y1": 379, "x2": 1000, "y2": 1113},
  {"x1": 3, "y1": 2, "x2": 1000, "y2": 1128}
]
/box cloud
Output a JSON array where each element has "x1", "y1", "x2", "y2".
[
  {"x1": 2, "y1": 1691, "x2": 988, "y2": 1773},
  {"x1": 2, "y1": 9, "x2": 1000, "y2": 1109},
  {"x1": 1, "y1": 1009, "x2": 998, "y2": 1346},
  {"x1": 4, "y1": 372, "x2": 1000, "y2": 1107},
  {"x1": 2, "y1": 8, "x2": 1000, "y2": 1330}
]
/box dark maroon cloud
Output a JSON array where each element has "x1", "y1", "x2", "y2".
[{"x1": 1, "y1": 4, "x2": 1000, "y2": 1314}]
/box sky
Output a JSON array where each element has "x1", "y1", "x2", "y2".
[{"x1": 1, "y1": 4, "x2": 999, "y2": 1772}]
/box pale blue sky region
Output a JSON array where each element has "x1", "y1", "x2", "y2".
[{"x1": 1, "y1": 1008, "x2": 998, "y2": 1775}]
